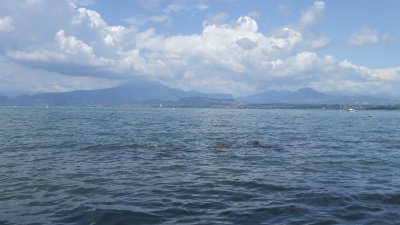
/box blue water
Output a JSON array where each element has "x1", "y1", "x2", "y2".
[{"x1": 1, "y1": 107, "x2": 400, "y2": 225}]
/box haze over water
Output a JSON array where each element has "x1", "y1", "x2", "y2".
[{"x1": 1, "y1": 107, "x2": 400, "y2": 224}]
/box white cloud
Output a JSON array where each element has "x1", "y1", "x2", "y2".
[
  {"x1": 247, "y1": 11, "x2": 261, "y2": 20},
  {"x1": 339, "y1": 60, "x2": 400, "y2": 81},
  {"x1": 236, "y1": 37, "x2": 258, "y2": 50},
  {"x1": 348, "y1": 27, "x2": 396, "y2": 46},
  {"x1": 272, "y1": 52, "x2": 322, "y2": 76},
  {"x1": 71, "y1": 7, "x2": 130, "y2": 52},
  {"x1": 0, "y1": 16, "x2": 15, "y2": 33},
  {"x1": 0, "y1": 56, "x2": 119, "y2": 96},
  {"x1": 0, "y1": 0, "x2": 76, "y2": 51},
  {"x1": 269, "y1": 27, "x2": 304, "y2": 50},
  {"x1": 348, "y1": 26, "x2": 380, "y2": 46},
  {"x1": 67, "y1": 0, "x2": 95, "y2": 7},
  {"x1": 293, "y1": 1, "x2": 329, "y2": 50},
  {"x1": 308, "y1": 36, "x2": 330, "y2": 49},
  {"x1": 278, "y1": 4, "x2": 291, "y2": 16},
  {"x1": 164, "y1": 0, "x2": 208, "y2": 14},
  {"x1": 204, "y1": 12, "x2": 229, "y2": 26},
  {"x1": 298, "y1": 1, "x2": 325, "y2": 29},
  {"x1": 128, "y1": 16, "x2": 342, "y2": 93},
  {"x1": 125, "y1": 15, "x2": 171, "y2": 27},
  {"x1": 4, "y1": 3, "x2": 131, "y2": 78},
  {"x1": 138, "y1": 0, "x2": 162, "y2": 10},
  {"x1": 382, "y1": 33, "x2": 396, "y2": 42},
  {"x1": 55, "y1": 30, "x2": 94, "y2": 59},
  {"x1": 73, "y1": 7, "x2": 105, "y2": 29},
  {"x1": 7, "y1": 50, "x2": 66, "y2": 63}
]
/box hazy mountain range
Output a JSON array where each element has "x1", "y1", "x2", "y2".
[
  {"x1": 0, "y1": 80, "x2": 397, "y2": 107},
  {"x1": 242, "y1": 88, "x2": 392, "y2": 104}
]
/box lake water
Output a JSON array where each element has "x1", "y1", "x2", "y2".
[{"x1": 1, "y1": 107, "x2": 400, "y2": 224}]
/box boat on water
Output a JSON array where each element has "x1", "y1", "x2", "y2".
[{"x1": 346, "y1": 108, "x2": 356, "y2": 112}]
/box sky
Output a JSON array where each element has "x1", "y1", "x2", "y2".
[{"x1": 0, "y1": 0, "x2": 399, "y2": 97}]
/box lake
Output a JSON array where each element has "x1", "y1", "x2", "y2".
[{"x1": 1, "y1": 107, "x2": 400, "y2": 224}]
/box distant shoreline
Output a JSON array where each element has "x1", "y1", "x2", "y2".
[{"x1": 2, "y1": 104, "x2": 400, "y2": 110}]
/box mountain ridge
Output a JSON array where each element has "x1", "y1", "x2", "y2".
[
  {"x1": 0, "y1": 81, "x2": 397, "y2": 106},
  {"x1": 243, "y1": 88, "x2": 392, "y2": 104},
  {"x1": 0, "y1": 81, "x2": 233, "y2": 106}
]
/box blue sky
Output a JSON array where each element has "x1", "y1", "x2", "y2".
[{"x1": 0, "y1": 0, "x2": 399, "y2": 97}]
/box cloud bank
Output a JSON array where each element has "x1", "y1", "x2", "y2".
[{"x1": 0, "y1": 0, "x2": 399, "y2": 96}]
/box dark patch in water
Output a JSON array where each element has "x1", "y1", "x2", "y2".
[
  {"x1": 0, "y1": 220, "x2": 18, "y2": 225},
  {"x1": 56, "y1": 207, "x2": 163, "y2": 225},
  {"x1": 219, "y1": 205, "x2": 308, "y2": 224},
  {"x1": 307, "y1": 219, "x2": 337, "y2": 225},
  {"x1": 354, "y1": 193, "x2": 400, "y2": 205},
  {"x1": 210, "y1": 143, "x2": 232, "y2": 149},
  {"x1": 334, "y1": 210, "x2": 371, "y2": 221},
  {"x1": 344, "y1": 204, "x2": 382, "y2": 212},
  {"x1": 66, "y1": 187, "x2": 108, "y2": 196},
  {"x1": 209, "y1": 140, "x2": 283, "y2": 151},
  {"x1": 79, "y1": 143, "x2": 143, "y2": 151},
  {"x1": 294, "y1": 192, "x2": 352, "y2": 207},
  {"x1": 159, "y1": 145, "x2": 191, "y2": 151},
  {"x1": 221, "y1": 180, "x2": 299, "y2": 192},
  {"x1": 248, "y1": 140, "x2": 270, "y2": 148},
  {"x1": 246, "y1": 140, "x2": 284, "y2": 151}
]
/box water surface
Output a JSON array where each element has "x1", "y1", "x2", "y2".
[{"x1": 1, "y1": 107, "x2": 400, "y2": 224}]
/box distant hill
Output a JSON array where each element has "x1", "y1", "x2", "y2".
[
  {"x1": 175, "y1": 97, "x2": 236, "y2": 108},
  {"x1": 0, "y1": 96, "x2": 9, "y2": 105},
  {"x1": 243, "y1": 88, "x2": 391, "y2": 104},
  {"x1": 1, "y1": 82, "x2": 397, "y2": 107},
  {"x1": 7, "y1": 80, "x2": 233, "y2": 106}
]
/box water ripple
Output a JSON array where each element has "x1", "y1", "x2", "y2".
[{"x1": 1, "y1": 108, "x2": 400, "y2": 224}]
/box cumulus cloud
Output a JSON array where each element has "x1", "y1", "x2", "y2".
[
  {"x1": 204, "y1": 12, "x2": 229, "y2": 26},
  {"x1": 348, "y1": 26, "x2": 396, "y2": 46},
  {"x1": 348, "y1": 26, "x2": 380, "y2": 46},
  {"x1": 0, "y1": 0, "x2": 76, "y2": 52},
  {"x1": 236, "y1": 37, "x2": 258, "y2": 50},
  {"x1": 56, "y1": 30, "x2": 94, "y2": 59},
  {"x1": 125, "y1": 15, "x2": 171, "y2": 27},
  {"x1": 298, "y1": 1, "x2": 325, "y2": 30},
  {"x1": 247, "y1": 11, "x2": 261, "y2": 20},
  {"x1": 382, "y1": 33, "x2": 396, "y2": 42},
  {"x1": 292, "y1": 1, "x2": 329, "y2": 50},
  {"x1": 4, "y1": 3, "x2": 130, "y2": 78},
  {"x1": 67, "y1": 0, "x2": 95, "y2": 7},
  {"x1": 278, "y1": 4, "x2": 291, "y2": 16},
  {"x1": 339, "y1": 60, "x2": 400, "y2": 81},
  {"x1": 138, "y1": 0, "x2": 162, "y2": 10},
  {"x1": 164, "y1": 0, "x2": 208, "y2": 14},
  {"x1": 0, "y1": 56, "x2": 120, "y2": 95},
  {"x1": 0, "y1": 16, "x2": 15, "y2": 33}
]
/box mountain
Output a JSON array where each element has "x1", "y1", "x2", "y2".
[
  {"x1": 0, "y1": 96, "x2": 9, "y2": 105},
  {"x1": 243, "y1": 88, "x2": 392, "y2": 104},
  {"x1": 243, "y1": 88, "x2": 330, "y2": 104},
  {"x1": 175, "y1": 97, "x2": 236, "y2": 108},
  {"x1": 9, "y1": 80, "x2": 233, "y2": 106},
  {"x1": 2, "y1": 82, "x2": 396, "y2": 107}
]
